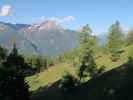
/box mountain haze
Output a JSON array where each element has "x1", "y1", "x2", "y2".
[{"x1": 0, "y1": 21, "x2": 78, "y2": 56}]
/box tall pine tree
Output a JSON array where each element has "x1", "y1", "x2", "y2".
[
  {"x1": 77, "y1": 24, "x2": 97, "y2": 82},
  {"x1": 0, "y1": 42, "x2": 30, "y2": 100},
  {"x1": 0, "y1": 45, "x2": 7, "y2": 62},
  {"x1": 107, "y1": 21, "x2": 124, "y2": 61},
  {"x1": 129, "y1": 44, "x2": 133, "y2": 59},
  {"x1": 127, "y1": 29, "x2": 133, "y2": 45}
]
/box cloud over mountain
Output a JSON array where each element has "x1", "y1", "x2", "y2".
[
  {"x1": 40, "y1": 16, "x2": 75, "y2": 23},
  {"x1": 63, "y1": 16, "x2": 75, "y2": 22}
]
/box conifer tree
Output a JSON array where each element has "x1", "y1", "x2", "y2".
[
  {"x1": 77, "y1": 24, "x2": 98, "y2": 82},
  {"x1": 0, "y1": 45, "x2": 7, "y2": 62},
  {"x1": 0, "y1": 42, "x2": 30, "y2": 100},
  {"x1": 59, "y1": 72, "x2": 78, "y2": 94},
  {"x1": 107, "y1": 21, "x2": 124, "y2": 61},
  {"x1": 129, "y1": 44, "x2": 133, "y2": 59},
  {"x1": 127, "y1": 29, "x2": 133, "y2": 45}
]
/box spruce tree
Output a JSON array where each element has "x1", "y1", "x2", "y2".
[
  {"x1": 77, "y1": 24, "x2": 98, "y2": 82},
  {"x1": 0, "y1": 43, "x2": 30, "y2": 100},
  {"x1": 129, "y1": 44, "x2": 133, "y2": 59},
  {"x1": 107, "y1": 21, "x2": 124, "y2": 61},
  {"x1": 0, "y1": 45, "x2": 7, "y2": 62},
  {"x1": 0, "y1": 45, "x2": 7, "y2": 99},
  {"x1": 59, "y1": 72, "x2": 78, "y2": 94},
  {"x1": 127, "y1": 29, "x2": 133, "y2": 45}
]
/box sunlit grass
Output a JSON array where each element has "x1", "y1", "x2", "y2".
[
  {"x1": 27, "y1": 45, "x2": 131, "y2": 92},
  {"x1": 26, "y1": 63, "x2": 76, "y2": 91}
]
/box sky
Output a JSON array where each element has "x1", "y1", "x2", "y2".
[{"x1": 0, "y1": 0, "x2": 133, "y2": 34}]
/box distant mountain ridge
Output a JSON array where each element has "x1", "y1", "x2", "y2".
[
  {"x1": 0, "y1": 21, "x2": 30, "y2": 30},
  {"x1": 0, "y1": 21, "x2": 107, "y2": 56},
  {"x1": 0, "y1": 21, "x2": 78, "y2": 56}
]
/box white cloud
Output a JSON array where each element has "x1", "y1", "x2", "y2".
[
  {"x1": 0, "y1": 5, "x2": 12, "y2": 16},
  {"x1": 40, "y1": 16, "x2": 76, "y2": 23},
  {"x1": 63, "y1": 16, "x2": 75, "y2": 22}
]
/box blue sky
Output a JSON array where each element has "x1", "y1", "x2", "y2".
[{"x1": 0, "y1": 0, "x2": 133, "y2": 34}]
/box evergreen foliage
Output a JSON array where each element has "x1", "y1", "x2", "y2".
[
  {"x1": 0, "y1": 43, "x2": 31, "y2": 100},
  {"x1": 107, "y1": 21, "x2": 124, "y2": 61},
  {"x1": 77, "y1": 24, "x2": 98, "y2": 82}
]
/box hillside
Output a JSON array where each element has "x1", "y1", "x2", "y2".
[
  {"x1": 27, "y1": 63, "x2": 76, "y2": 91},
  {"x1": 31, "y1": 58, "x2": 133, "y2": 100},
  {"x1": 25, "y1": 45, "x2": 133, "y2": 100},
  {"x1": 27, "y1": 45, "x2": 132, "y2": 91},
  {"x1": 1, "y1": 1, "x2": 133, "y2": 100}
]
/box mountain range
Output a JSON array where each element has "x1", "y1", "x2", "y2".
[
  {"x1": 0, "y1": 21, "x2": 79, "y2": 56},
  {"x1": 0, "y1": 21, "x2": 107, "y2": 57}
]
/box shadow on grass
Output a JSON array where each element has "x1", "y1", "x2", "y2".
[{"x1": 31, "y1": 60, "x2": 133, "y2": 100}]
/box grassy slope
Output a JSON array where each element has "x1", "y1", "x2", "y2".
[
  {"x1": 27, "y1": 45, "x2": 132, "y2": 92},
  {"x1": 96, "y1": 45, "x2": 131, "y2": 70},
  {"x1": 32, "y1": 61, "x2": 133, "y2": 100},
  {"x1": 27, "y1": 63, "x2": 76, "y2": 91}
]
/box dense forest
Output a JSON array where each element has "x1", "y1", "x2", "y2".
[{"x1": 0, "y1": 20, "x2": 133, "y2": 100}]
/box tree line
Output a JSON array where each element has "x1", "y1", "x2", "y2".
[{"x1": 59, "y1": 20, "x2": 133, "y2": 95}]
